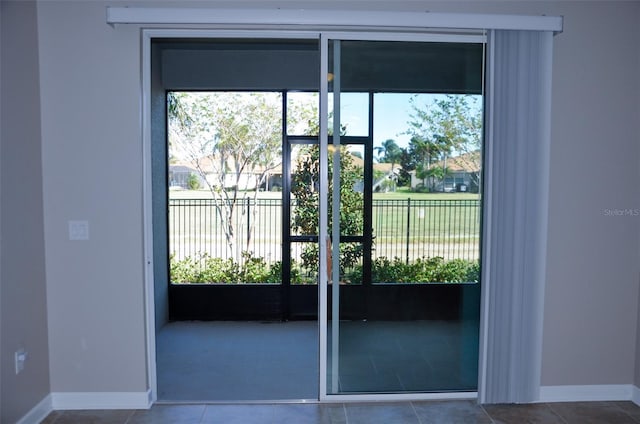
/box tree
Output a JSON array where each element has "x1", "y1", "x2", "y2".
[
  {"x1": 405, "y1": 95, "x2": 483, "y2": 190},
  {"x1": 374, "y1": 139, "x2": 403, "y2": 191},
  {"x1": 168, "y1": 92, "x2": 284, "y2": 260},
  {"x1": 397, "y1": 148, "x2": 413, "y2": 187},
  {"x1": 291, "y1": 145, "x2": 364, "y2": 278},
  {"x1": 375, "y1": 139, "x2": 402, "y2": 166},
  {"x1": 187, "y1": 172, "x2": 200, "y2": 190},
  {"x1": 404, "y1": 135, "x2": 448, "y2": 190}
]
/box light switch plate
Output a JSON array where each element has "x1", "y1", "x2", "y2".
[
  {"x1": 15, "y1": 348, "x2": 27, "y2": 374},
  {"x1": 68, "y1": 220, "x2": 89, "y2": 240}
]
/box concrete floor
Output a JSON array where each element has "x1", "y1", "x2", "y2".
[
  {"x1": 156, "y1": 321, "x2": 319, "y2": 401},
  {"x1": 156, "y1": 320, "x2": 478, "y2": 401}
]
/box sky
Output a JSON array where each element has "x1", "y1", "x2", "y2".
[
  {"x1": 339, "y1": 93, "x2": 483, "y2": 159},
  {"x1": 170, "y1": 91, "x2": 482, "y2": 163},
  {"x1": 341, "y1": 92, "x2": 416, "y2": 148},
  {"x1": 289, "y1": 91, "x2": 471, "y2": 150}
]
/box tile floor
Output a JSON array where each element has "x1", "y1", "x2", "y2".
[{"x1": 41, "y1": 400, "x2": 640, "y2": 423}]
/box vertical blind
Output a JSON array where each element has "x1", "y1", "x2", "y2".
[{"x1": 480, "y1": 29, "x2": 554, "y2": 404}]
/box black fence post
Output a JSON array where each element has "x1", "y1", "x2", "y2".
[
  {"x1": 406, "y1": 197, "x2": 411, "y2": 264},
  {"x1": 246, "y1": 196, "x2": 251, "y2": 248}
]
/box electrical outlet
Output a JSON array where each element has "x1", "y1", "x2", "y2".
[{"x1": 15, "y1": 349, "x2": 27, "y2": 374}]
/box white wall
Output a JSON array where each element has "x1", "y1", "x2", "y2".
[
  {"x1": 1, "y1": 1, "x2": 50, "y2": 422},
  {"x1": 38, "y1": 1, "x2": 147, "y2": 394},
  {"x1": 539, "y1": 1, "x2": 640, "y2": 387},
  {"x1": 33, "y1": 0, "x2": 640, "y2": 399}
]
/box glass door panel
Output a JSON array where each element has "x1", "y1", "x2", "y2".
[{"x1": 324, "y1": 37, "x2": 484, "y2": 395}]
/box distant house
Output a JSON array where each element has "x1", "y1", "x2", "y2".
[
  {"x1": 173, "y1": 157, "x2": 281, "y2": 191},
  {"x1": 410, "y1": 151, "x2": 481, "y2": 193},
  {"x1": 259, "y1": 163, "x2": 283, "y2": 191},
  {"x1": 168, "y1": 165, "x2": 204, "y2": 189},
  {"x1": 349, "y1": 155, "x2": 402, "y2": 192},
  {"x1": 372, "y1": 162, "x2": 402, "y2": 192}
]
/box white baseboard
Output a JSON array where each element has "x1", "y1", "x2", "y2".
[
  {"x1": 632, "y1": 385, "x2": 640, "y2": 407},
  {"x1": 540, "y1": 384, "x2": 635, "y2": 403},
  {"x1": 50, "y1": 390, "x2": 152, "y2": 410},
  {"x1": 16, "y1": 394, "x2": 53, "y2": 424}
]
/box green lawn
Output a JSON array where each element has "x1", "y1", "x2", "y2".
[{"x1": 373, "y1": 187, "x2": 480, "y2": 201}]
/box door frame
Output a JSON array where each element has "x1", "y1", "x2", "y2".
[{"x1": 142, "y1": 28, "x2": 486, "y2": 404}]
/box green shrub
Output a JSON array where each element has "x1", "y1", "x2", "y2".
[
  {"x1": 407, "y1": 257, "x2": 443, "y2": 282},
  {"x1": 170, "y1": 252, "x2": 480, "y2": 285},
  {"x1": 345, "y1": 265, "x2": 363, "y2": 284},
  {"x1": 187, "y1": 172, "x2": 200, "y2": 190},
  {"x1": 412, "y1": 183, "x2": 430, "y2": 193},
  {"x1": 371, "y1": 257, "x2": 407, "y2": 283},
  {"x1": 266, "y1": 261, "x2": 284, "y2": 284},
  {"x1": 199, "y1": 255, "x2": 239, "y2": 283},
  {"x1": 170, "y1": 252, "x2": 317, "y2": 284},
  {"x1": 368, "y1": 256, "x2": 479, "y2": 284},
  {"x1": 239, "y1": 252, "x2": 272, "y2": 283},
  {"x1": 465, "y1": 261, "x2": 481, "y2": 282},
  {"x1": 169, "y1": 254, "x2": 200, "y2": 283},
  {"x1": 288, "y1": 259, "x2": 317, "y2": 285},
  {"x1": 432, "y1": 258, "x2": 469, "y2": 282}
]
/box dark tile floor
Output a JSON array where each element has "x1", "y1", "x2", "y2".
[{"x1": 41, "y1": 400, "x2": 640, "y2": 423}]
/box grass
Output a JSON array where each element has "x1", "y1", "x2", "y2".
[{"x1": 373, "y1": 191, "x2": 479, "y2": 201}]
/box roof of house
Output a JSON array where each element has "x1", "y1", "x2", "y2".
[
  {"x1": 174, "y1": 150, "x2": 403, "y2": 176},
  {"x1": 172, "y1": 157, "x2": 282, "y2": 175},
  {"x1": 350, "y1": 155, "x2": 401, "y2": 173},
  {"x1": 169, "y1": 164, "x2": 197, "y2": 173},
  {"x1": 432, "y1": 151, "x2": 481, "y2": 173}
]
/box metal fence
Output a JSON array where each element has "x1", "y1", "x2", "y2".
[
  {"x1": 169, "y1": 198, "x2": 480, "y2": 264},
  {"x1": 372, "y1": 199, "x2": 480, "y2": 262}
]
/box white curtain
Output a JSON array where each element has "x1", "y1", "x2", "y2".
[{"x1": 479, "y1": 29, "x2": 554, "y2": 404}]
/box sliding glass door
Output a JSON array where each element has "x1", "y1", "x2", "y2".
[
  {"x1": 153, "y1": 31, "x2": 484, "y2": 400},
  {"x1": 320, "y1": 34, "x2": 485, "y2": 396}
]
